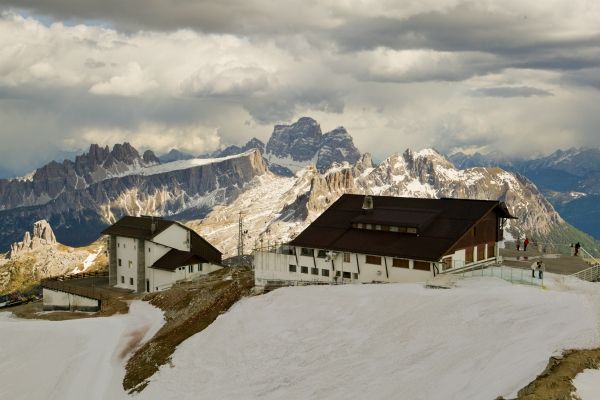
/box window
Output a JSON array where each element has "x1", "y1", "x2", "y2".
[
  {"x1": 198, "y1": 264, "x2": 203, "y2": 272},
  {"x1": 118, "y1": 242, "x2": 120, "y2": 248},
  {"x1": 366, "y1": 224, "x2": 373, "y2": 230},
  {"x1": 148, "y1": 248, "x2": 151, "y2": 253},
  {"x1": 189, "y1": 265, "x2": 193, "y2": 273},
  {"x1": 465, "y1": 247, "x2": 474, "y2": 263},
  {"x1": 413, "y1": 261, "x2": 431, "y2": 271},
  {"x1": 353, "y1": 273, "x2": 358, "y2": 280},
  {"x1": 487, "y1": 243, "x2": 495, "y2": 258},
  {"x1": 336, "y1": 271, "x2": 341, "y2": 277},
  {"x1": 118, "y1": 258, "x2": 122, "y2": 266},
  {"x1": 343, "y1": 253, "x2": 351, "y2": 263},
  {"x1": 123, "y1": 243, "x2": 126, "y2": 249},
  {"x1": 128, "y1": 260, "x2": 132, "y2": 268},
  {"x1": 317, "y1": 250, "x2": 327, "y2": 258},
  {"x1": 311, "y1": 267, "x2": 319, "y2": 275},
  {"x1": 477, "y1": 245, "x2": 485, "y2": 261},
  {"x1": 301, "y1": 266, "x2": 308, "y2": 274},
  {"x1": 406, "y1": 227, "x2": 417, "y2": 234},
  {"x1": 366, "y1": 255, "x2": 382, "y2": 265},
  {"x1": 121, "y1": 276, "x2": 124, "y2": 284},
  {"x1": 442, "y1": 258, "x2": 452, "y2": 271},
  {"x1": 321, "y1": 269, "x2": 330, "y2": 277},
  {"x1": 129, "y1": 277, "x2": 134, "y2": 285},
  {"x1": 390, "y1": 226, "x2": 399, "y2": 232},
  {"x1": 342, "y1": 271, "x2": 351, "y2": 279},
  {"x1": 392, "y1": 258, "x2": 409, "y2": 268},
  {"x1": 375, "y1": 225, "x2": 382, "y2": 230},
  {"x1": 381, "y1": 225, "x2": 390, "y2": 231},
  {"x1": 289, "y1": 264, "x2": 297, "y2": 272},
  {"x1": 301, "y1": 248, "x2": 314, "y2": 257}
]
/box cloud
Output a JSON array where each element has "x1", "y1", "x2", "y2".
[
  {"x1": 470, "y1": 86, "x2": 553, "y2": 98},
  {"x1": 89, "y1": 62, "x2": 158, "y2": 96}
]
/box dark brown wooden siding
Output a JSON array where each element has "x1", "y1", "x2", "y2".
[{"x1": 446, "y1": 211, "x2": 499, "y2": 256}]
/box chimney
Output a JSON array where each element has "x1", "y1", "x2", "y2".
[
  {"x1": 362, "y1": 195, "x2": 374, "y2": 211},
  {"x1": 151, "y1": 216, "x2": 156, "y2": 234}
]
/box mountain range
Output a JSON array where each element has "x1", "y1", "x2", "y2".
[
  {"x1": 450, "y1": 148, "x2": 600, "y2": 239},
  {"x1": 0, "y1": 117, "x2": 597, "y2": 256}
]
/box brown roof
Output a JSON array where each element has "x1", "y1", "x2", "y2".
[
  {"x1": 101, "y1": 216, "x2": 176, "y2": 240},
  {"x1": 151, "y1": 249, "x2": 207, "y2": 271},
  {"x1": 289, "y1": 194, "x2": 516, "y2": 262},
  {"x1": 102, "y1": 216, "x2": 222, "y2": 265}
]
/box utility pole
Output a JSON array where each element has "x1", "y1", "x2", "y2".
[{"x1": 237, "y1": 211, "x2": 244, "y2": 258}]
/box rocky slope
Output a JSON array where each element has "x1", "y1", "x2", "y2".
[
  {"x1": 0, "y1": 149, "x2": 268, "y2": 251},
  {"x1": 0, "y1": 143, "x2": 159, "y2": 211},
  {"x1": 450, "y1": 147, "x2": 600, "y2": 239},
  {"x1": 0, "y1": 220, "x2": 106, "y2": 294},
  {"x1": 191, "y1": 148, "x2": 595, "y2": 258},
  {"x1": 264, "y1": 117, "x2": 361, "y2": 175}
]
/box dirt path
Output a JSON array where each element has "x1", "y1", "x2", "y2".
[{"x1": 123, "y1": 267, "x2": 254, "y2": 393}]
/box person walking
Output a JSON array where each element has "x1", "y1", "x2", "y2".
[
  {"x1": 537, "y1": 260, "x2": 545, "y2": 279},
  {"x1": 516, "y1": 238, "x2": 521, "y2": 251},
  {"x1": 524, "y1": 237, "x2": 530, "y2": 251},
  {"x1": 574, "y1": 242, "x2": 581, "y2": 256}
]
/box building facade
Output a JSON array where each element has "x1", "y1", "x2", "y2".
[
  {"x1": 103, "y1": 216, "x2": 222, "y2": 293},
  {"x1": 254, "y1": 194, "x2": 515, "y2": 286}
]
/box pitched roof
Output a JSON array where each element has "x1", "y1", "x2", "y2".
[
  {"x1": 289, "y1": 194, "x2": 516, "y2": 262},
  {"x1": 151, "y1": 249, "x2": 207, "y2": 271},
  {"x1": 101, "y1": 216, "x2": 176, "y2": 240},
  {"x1": 102, "y1": 216, "x2": 222, "y2": 265}
]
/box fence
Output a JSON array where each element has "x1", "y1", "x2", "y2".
[
  {"x1": 450, "y1": 262, "x2": 544, "y2": 286},
  {"x1": 41, "y1": 271, "x2": 109, "y2": 301}
]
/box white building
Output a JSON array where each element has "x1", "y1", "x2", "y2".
[
  {"x1": 254, "y1": 194, "x2": 515, "y2": 287},
  {"x1": 102, "y1": 216, "x2": 222, "y2": 293}
]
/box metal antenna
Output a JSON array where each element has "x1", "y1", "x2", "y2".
[{"x1": 237, "y1": 211, "x2": 244, "y2": 258}]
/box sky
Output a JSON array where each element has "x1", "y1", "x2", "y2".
[{"x1": 0, "y1": 1, "x2": 599, "y2": 177}]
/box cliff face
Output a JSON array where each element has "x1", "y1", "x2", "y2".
[{"x1": 0, "y1": 150, "x2": 268, "y2": 251}]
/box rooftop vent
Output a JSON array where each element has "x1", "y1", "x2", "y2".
[{"x1": 362, "y1": 195, "x2": 374, "y2": 211}]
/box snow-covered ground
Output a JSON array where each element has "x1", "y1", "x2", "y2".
[
  {"x1": 139, "y1": 277, "x2": 600, "y2": 400},
  {"x1": 572, "y1": 368, "x2": 600, "y2": 400},
  {"x1": 0, "y1": 301, "x2": 164, "y2": 400}
]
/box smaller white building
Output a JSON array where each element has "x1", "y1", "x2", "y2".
[
  {"x1": 102, "y1": 216, "x2": 222, "y2": 293},
  {"x1": 254, "y1": 194, "x2": 516, "y2": 287}
]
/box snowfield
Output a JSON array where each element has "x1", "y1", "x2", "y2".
[
  {"x1": 572, "y1": 368, "x2": 600, "y2": 400},
  {"x1": 0, "y1": 301, "x2": 163, "y2": 400},
  {"x1": 139, "y1": 278, "x2": 599, "y2": 400}
]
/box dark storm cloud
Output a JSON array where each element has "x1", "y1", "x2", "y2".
[{"x1": 470, "y1": 86, "x2": 553, "y2": 98}]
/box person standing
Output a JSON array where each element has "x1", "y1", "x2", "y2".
[
  {"x1": 524, "y1": 237, "x2": 530, "y2": 251},
  {"x1": 531, "y1": 261, "x2": 537, "y2": 278},
  {"x1": 575, "y1": 242, "x2": 581, "y2": 256},
  {"x1": 537, "y1": 260, "x2": 545, "y2": 279}
]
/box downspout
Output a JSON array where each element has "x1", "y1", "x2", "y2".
[
  {"x1": 355, "y1": 254, "x2": 361, "y2": 274},
  {"x1": 383, "y1": 256, "x2": 389, "y2": 279}
]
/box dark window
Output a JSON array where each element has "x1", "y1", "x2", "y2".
[
  {"x1": 342, "y1": 271, "x2": 351, "y2": 278},
  {"x1": 366, "y1": 255, "x2": 381, "y2": 265},
  {"x1": 381, "y1": 225, "x2": 390, "y2": 231},
  {"x1": 118, "y1": 243, "x2": 120, "y2": 248},
  {"x1": 301, "y1": 266, "x2": 308, "y2": 274},
  {"x1": 317, "y1": 250, "x2": 327, "y2": 258},
  {"x1": 321, "y1": 269, "x2": 330, "y2": 277},
  {"x1": 465, "y1": 247, "x2": 474, "y2": 263},
  {"x1": 289, "y1": 264, "x2": 297, "y2": 272},
  {"x1": 413, "y1": 261, "x2": 431, "y2": 271},
  {"x1": 118, "y1": 258, "x2": 122, "y2": 266},
  {"x1": 343, "y1": 253, "x2": 351, "y2": 263},
  {"x1": 392, "y1": 258, "x2": 409, "y2": 268},
  {"x1": 121, "y1": 276, "x2": 124, "y2": 284},
  {"x1": 477, "y1": 245, "x2": 485, "y2": 261},
  {"x1": 148, "y1": 248, "x2": 151, "y2": 253},
  {"x1": 311, "y1": 267, "x2": 319, "y2": 275},
  {"x1": 129, "y1": 277, "x2": 134, "y2": 285},
  {"x1": 198, "y1": 264, "x2": 203, "y2": 271},
  {"x1": 189, "y1": 265, "x2": 193, "y2": 273},
  {"x1": 336, "y1": 271, "x2": 341, "y2": 277},
  {"x1": 301, "y1": 248, "x2": 314, "y2": 257},
  {"x1": 488, "y1": 243, "x2": 495, "y2": 258},
  {"x1": 353, "y1": 273, "x2": 358, "y2": 280}
]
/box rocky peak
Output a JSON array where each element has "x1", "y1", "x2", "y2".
[
  {"x1": 7, "y1": 220, "x2": 57, "y2": 259},
  {"x1": 143, "y1": 150, "x2": 160, "y2": 165},
  {"x1": 265, "y1": 117, "x2": 361, "y2": 175}
]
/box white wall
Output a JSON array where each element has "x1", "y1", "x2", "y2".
[
  {"x1": 153, "y1": 224, "x2": 190, "y2": 251},
  {"x1": 444, "y1": 241, "x2": 500, "y2": 271},
  {"x1": 114, "y1": 236, "x2": 139, "y2": 290},
  {"x1": 145, "y1": 263, "x2": 223, "y2": 293},
  {"x1": 254, "y1": 247, "x2": 433, "y2": 287},
  {"x1": 42, "y1": 288, "x2": 99, "y2": 311}
]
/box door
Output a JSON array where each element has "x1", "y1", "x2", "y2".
[{"x1": 146, "y1": 279, "x2": 150, "y2": 292}]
